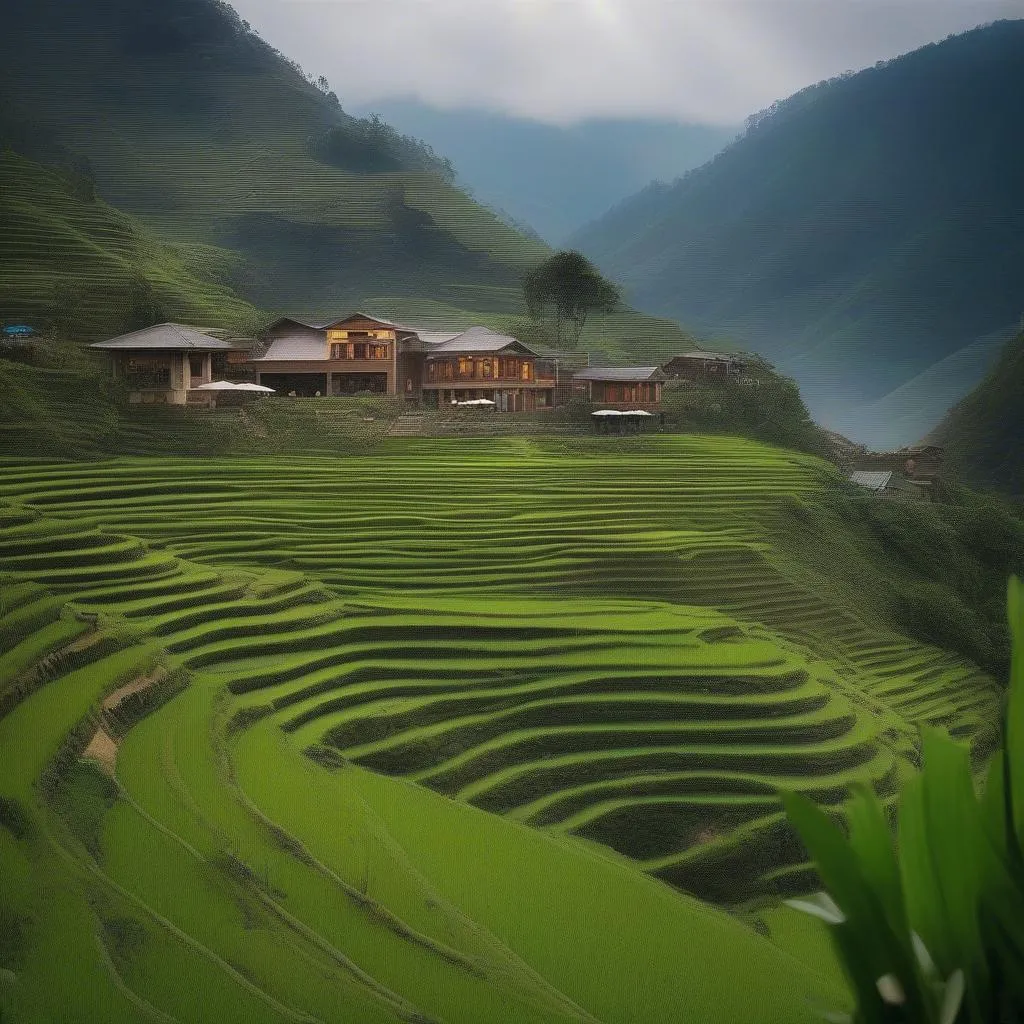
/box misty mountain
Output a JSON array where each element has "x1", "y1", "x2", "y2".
[
  {"x1": 352, "y1": 99, "x2": 737, "y2": 244},
  {"x1": 570, "y1": 20, "x2": 1024, "y2": 446}
]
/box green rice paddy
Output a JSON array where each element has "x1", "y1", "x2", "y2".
[{"x1": 0, "y1": 436, "x2": 1003, "y2": 1022}]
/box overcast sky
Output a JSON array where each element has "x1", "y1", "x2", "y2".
[{"x1": 229, "y1": 0, "x2": 1023, "y2": 125}]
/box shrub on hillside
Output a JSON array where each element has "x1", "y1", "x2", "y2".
[
  {"x1": 662, "y1": 365, "x2": 830, "y2": 456},
  {"x1": 783, "y1": 575, "x2": 1024, "y2": 1024}
]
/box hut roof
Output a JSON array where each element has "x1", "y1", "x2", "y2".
[
  {"x1": 849, "y1": 471, "x2": 894, "y2": 491},
  {"x1": 90, "y1": 323, "x2": 238, "y2": 351},
  {"x1": 426, "y1": 326, "x2": 537, "y2": 355},
  {"x1": 573, "y1": 366, "x2": 665, "y2": 382},
  {"x1": 666, "y1": 350, "x2": 740, "y2": 362},
  {"x1": 252, "y1": 335, "x2": 329, "y2": 361}
]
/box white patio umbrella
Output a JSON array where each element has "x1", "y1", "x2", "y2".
[
  {"x1": 233, "y1": 382, "x2": 275, "y2": 392},
  {"x1": 591, "y1": 409, "x2": 623, "y2": 416},
  {"x1": 624, "y1": 409, "x2": 654, "y2": 416},
  {"x1": 193, "y1": 380, "x2": 239, "y2": 391}
]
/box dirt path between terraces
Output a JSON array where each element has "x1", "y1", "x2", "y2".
[{"x1": 82, "y1": 667, "x2": 168, "y2": 776}]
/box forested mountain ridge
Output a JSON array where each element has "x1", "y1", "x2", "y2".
[
  {"x1": 0, "y1": 149, "x2": 259, "y2": 339},
  {"x1": 571, "y1": 19, "x2": 1024, "y2": 445},
  {"x1": 0, "y1": 0, "x2": 548, "y2": 320}
]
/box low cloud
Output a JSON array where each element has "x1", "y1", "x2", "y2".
[{"x1": 230, "y1": 0, "x2": 1023, "y2": 125}]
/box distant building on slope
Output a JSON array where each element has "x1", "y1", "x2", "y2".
[
  {"x1": 661, "y1": 350, "x2": 744, "y2": 381},
  {"x1": 848, "y1": 470, "x2": 928, "y2": 500},
  {"x1": 571, "y1": 366, "x2": 665, "y2": 409},
  {"x1": 848, "y1": 445, "x2": 945, "y2": 482}
]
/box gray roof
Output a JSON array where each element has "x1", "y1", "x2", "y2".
[
  {"x1": 667, "y1": 350, "x2": 741, "y2": 362},
  {"x1": 254, "y1": 335, "x2": 329, "y2": 361},
  {"x1": 426, "y1": 326, "x2": 537, "y2": 355},
  {"x1": 415, "y1": 331, "x2": 463, "y2": 346},
  {"x1": 90, "y1": 323, "x2": 238, "y2": 351},
  {"x1": 850, "y1": 471, "x2": 894, "y2": 491},
  {"x1": 573, "y1": 366, "x2": 665, "y2": 381}
]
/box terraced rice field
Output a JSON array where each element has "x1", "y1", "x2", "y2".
[{"x1": 0, "y1": 437, "x2": 1001, "y2": 1022}]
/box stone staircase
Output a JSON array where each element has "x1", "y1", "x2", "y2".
[{"x1": 387, "y1": 414, "x2": 426, "y2": 437}]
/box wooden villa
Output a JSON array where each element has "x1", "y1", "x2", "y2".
[
  {"x1": 572, "y1": 366, "x2": 665, "y2": 409},
  {"x1": 247, "y1": 313, "x2": 558, "y2": 410},
  {"x1": 849, "y1": 470, "x2": 929, "y2": 500},
  {"x1": 250, "y1": 313, "x2": 416, "y2": 398},
  {"x1": 89, "y1": 324, "x2": 253, "y2": 405},
  {"x1": 417, "y1": 326, "x2": 555, "y2": 411},
  {"x1": 662, "y1": 351, "x2": 744, "y2": 381}
]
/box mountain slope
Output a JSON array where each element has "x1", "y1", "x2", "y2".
[
  {"x1": 929, "y1": 328, "x2": 1024, "y2": 495},
  {"x1": 0, "y1": 0, "x2": 707, "y2": 358},
  {"x1": 571, "y1": 20, "x2": 1024, "y2": 442},
  {"x1": 351, "y1": 100, "x2": 736, "y2": 244},
  {"x1": 0, "y1": 149, "x2": 258, "y2": 339},
  {"x1": 0, "y1": 0, "x2": 548, "y2": 318}
]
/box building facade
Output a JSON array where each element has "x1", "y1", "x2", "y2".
[
  {"x1": 572, "y1": 367, "x2": 665, "y2": 409},
  {"x1": 248, "y1": 314, "x2": 559, "y2": 409},
  {"x1": 89, "y1": 324, "x2": 250, "y2": 405},
  {"x1": 662, "y1": 351, "x2": 744, "y2": 381},
  {"x1": 251, "y1": 314, "x2": 412, "y2": 397}
]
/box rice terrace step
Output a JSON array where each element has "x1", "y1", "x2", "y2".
[{"x1": 0, "y1": 436, "x2": 1005, "y2": 1024}]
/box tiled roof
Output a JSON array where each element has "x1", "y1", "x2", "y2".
[
  {"x1": 426, "y1": 326, "x2": 537, "y2": 355},
  {"x1": 849, "y1": 471, "x2": 893, "y2": 491},
  {"x1": 89, "y1": 323, "x2": 238, "y2": 351},
  {"x1": 253, "y1": 336, "x2": 328, "y2": 361},
  {"x1": 415, "y1": 331, "x2": 464, "y2": 346},
  {"x1": 573, "y1": 366, "x2": 665, "y2": 381},
  {"x1": 667, "y1": 350, "x2": 740, "y2": 361}
]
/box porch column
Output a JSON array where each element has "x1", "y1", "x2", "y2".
[
  {"x1": 203, "y1": 352, "x2": 212, "y2": 383},
  {"x1": 326, "y1": 372, "x2": 333, "y2": 396}
]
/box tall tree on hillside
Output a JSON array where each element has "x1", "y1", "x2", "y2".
[{"x1": 522, "y1": 251, "x2": 620, "y2": 347}]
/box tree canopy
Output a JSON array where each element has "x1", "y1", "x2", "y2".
[{"x1": 522, "y1": 250, "x2": 620, "y2": 347}]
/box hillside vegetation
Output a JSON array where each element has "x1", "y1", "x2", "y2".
[
  {"x1": 0, "y1": 150, "x2": 259, "y2": 340},
  {"x1": 571, "y1": 19, "x2": 1024, "y2": 444},
  {"x1": 930, "y1": 328, "x2": 1024, "y2": 496},
  {"x1": 0, "y1": 0, "x2": 545, "y2": 315}
]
